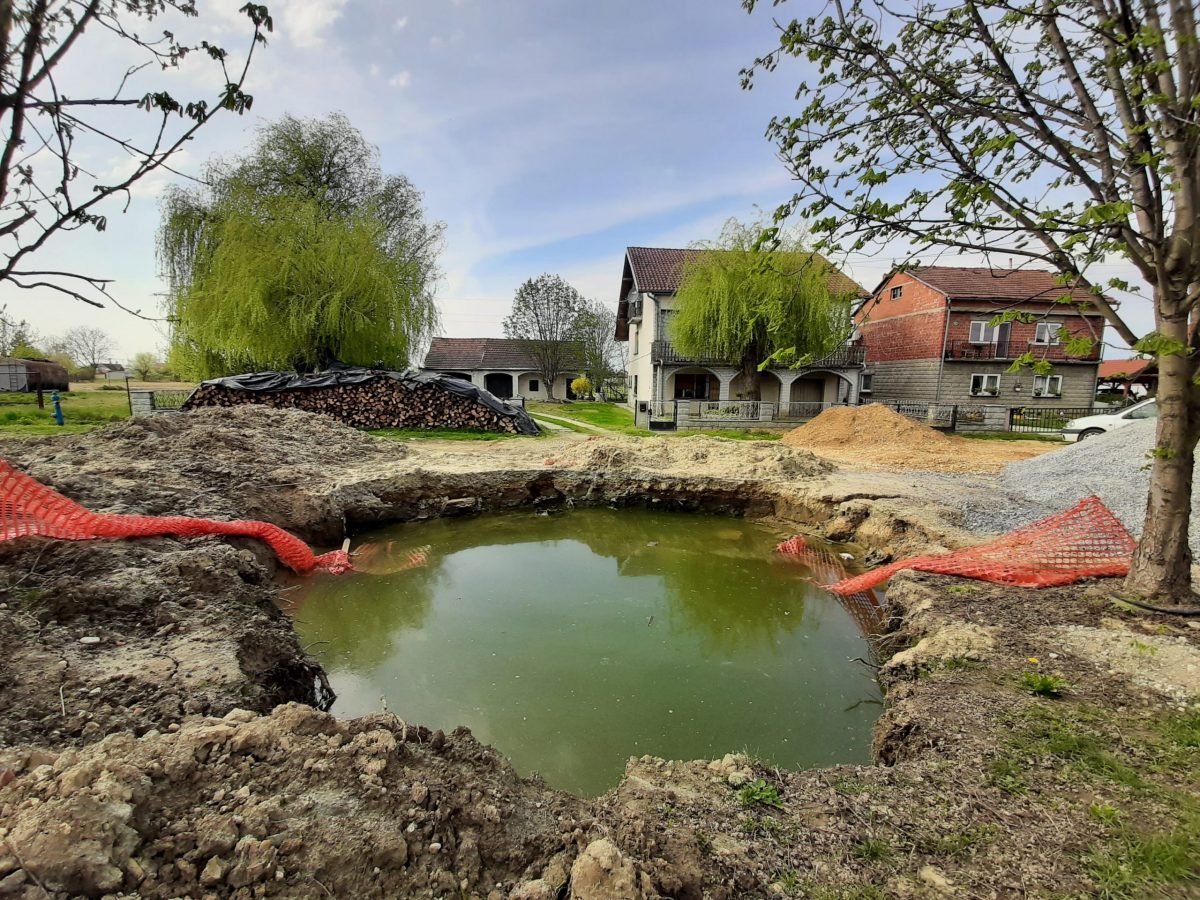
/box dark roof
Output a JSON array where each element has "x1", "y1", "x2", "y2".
[
  {"x1": 902, "y1": 266, "x2": 1102, "y2": 304},
  {"x1": 616, "y1": 246, "x2": 867, "y2": 340},
  {"x1": 0, "y1": 356, "x2": 68, "y2": 372},
  {"x1": 623, "y1": 246, "x2": 866, "y2": 297},
  {"x1": 422, "y1": 337, "x2": 582, "y2": 371}
]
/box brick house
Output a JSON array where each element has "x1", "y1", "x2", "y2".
[
  {"x1": 855, "y1": 267, "x2": 1106, "y2": 408},
  {"x1": 615, "y1": 247, "x2": 868, "y2": 412},
  {"x1": 421, "y1": 337, "x2": 582, "y2": 401}
]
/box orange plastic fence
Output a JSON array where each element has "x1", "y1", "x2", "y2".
[
  {"x1": 776, "y1": 534, "x2": 889, "y2": 637},
  {"x1": 824, "y1": 496, "x2": 1135, "y2": 596},
  {"x1": 0, "y1": 459, "x2": 349, "y2": 575}
]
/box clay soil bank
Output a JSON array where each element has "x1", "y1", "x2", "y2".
[{"x1": 0, "y1": 409, "x2": 1197, "y2": 899}]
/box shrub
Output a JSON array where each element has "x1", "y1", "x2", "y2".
[
  {"x1": 1019, "y1": 671, "x2": 1068, "y2": 697},
  {"x1": 570, "y1": 376, "x2": 592, "y2": 398}
]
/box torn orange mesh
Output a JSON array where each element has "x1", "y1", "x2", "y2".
[
  {"x1": 0, "y1": 459, "x2": 349, "y2": 575},
  {"x1": 776, "y1": 535, "x2": 888, "y2": 637},
  {"x1": 825, "y1": 496, "x2": 1135, "y2": 596}
]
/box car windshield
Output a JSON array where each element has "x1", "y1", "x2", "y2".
[{"x1": 1123, "y1": 401, "x2": 1158, "y2": 420}]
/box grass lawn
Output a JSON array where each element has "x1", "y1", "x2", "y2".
[
  {"x1": 0, "y1": 389, "x2": 132, "y2": 434},
  {"x1": 527, "y1": 401, "x2": 651, "y2": 435},
  {"x1": 530, "y1": 401, "x2": 788, "y2": 441},
  {"x1": 529, "y1": 414, "x2": 593, "y2": 435}
]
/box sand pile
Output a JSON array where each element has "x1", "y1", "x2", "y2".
[
  {"x1": 782, "y1": 404, "x2": 951, "y2": 451},
  {"x1": 545, "y1": 435, "x2": 832, "y2": 480},
  {"x1": 782, "y1": 404, "x2": 1056, "y2": 474}
]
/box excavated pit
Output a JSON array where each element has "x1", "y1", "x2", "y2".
[{"x1": 1, "y1": 408, "x2": 1196, "y2": 899}]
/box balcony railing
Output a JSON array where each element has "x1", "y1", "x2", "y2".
[
  {"x1": 944, "y1": 340, "x2": 1099, "y2": 362},
  {"x1": 650, "y1": 341, "x2": 865, "y2": 369}
]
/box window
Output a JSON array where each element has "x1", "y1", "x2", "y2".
[
  {"x1": 1032, "y1": 374, "x2": 1062, "y2": 397},
  {"x1": 632, "y1": 374, "x2": 638, "y2": 397},
  {"x1": 529, "y1": 379, "x2": 539, "y2": 393},
  {"x1": 969, "y1": 320, "x2": 997, "y2": 344},
  {"x1": 859, "y1": 374, "x2": 874, "y2": 394},
  {"x1": 970, "y1": 373, "x2": 1001, "y2": 396},
  {"x1": 1124, "y1": 400, "x2": 1158, "y2": 420},
  {"x1": 890, "y1": 285, "x2": 903, "y2": 300},
  {"x1": 1033, "y1": 322, "x2": 1060, "y2": 345}
]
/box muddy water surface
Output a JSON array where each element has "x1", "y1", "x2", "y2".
[{"x1": 289, "y1": 509, "x2": 881, "y2": 796}]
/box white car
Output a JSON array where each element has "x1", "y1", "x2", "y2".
[{"x1": 1061, "y1": 398, "x2": 1157, "y2": 442}]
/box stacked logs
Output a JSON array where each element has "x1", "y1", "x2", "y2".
[{"x1": 184, "y1": 377, "x2": 527, "y2": 433}]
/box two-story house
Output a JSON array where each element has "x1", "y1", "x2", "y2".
[
  {"x1": 614, "y1": 247, "x2": 868, "y2": 417},
  {"x1": 856, "y1": 267, "x2": 1106, "y2": 407}
]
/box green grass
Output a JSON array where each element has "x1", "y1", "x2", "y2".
[
  {"x1": 0, "y1": 390, "x2": 130, "y2": 434},
  {"x1": 1086, "y1": 814, "x2": 1200, "y2": 899},
  {"x1": 529, "y1": 401, "x2": 788, "y2": 440},
  {"x1": 530, "y1": 413, "x2": 593, "y2": 434},
  {"x1": 737, "y1": 778, "x2": 784, "y2": 809},
  {"x1": 367, "y1": 427, "x2": 531, "y2": 441},
  {"x1": 958, "y1": 431, "x2": 1065, "y2": 442},
  {"x1": 1018, "y1": 671, "x2": 1068, "y2": 698}
]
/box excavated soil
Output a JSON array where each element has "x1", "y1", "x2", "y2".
[
  {"x1": 1, "y1": 409, "x2": 1197, "y2": 899},
  {"x1": 783, "y1": 404, "x2": 1059, "y2": 474}
]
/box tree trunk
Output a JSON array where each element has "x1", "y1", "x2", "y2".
[
  {"x1": 741, "y1": 351, "x2": 761, "y2": 401},
  {"x1": 1124, "y1": 312, "x2": 1200, "y2": 603}
]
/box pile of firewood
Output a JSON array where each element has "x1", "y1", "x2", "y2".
[{"x1": 184, "y1": 377, "x2": 527, "y2": 433}]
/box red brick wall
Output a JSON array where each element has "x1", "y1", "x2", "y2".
[
  {"x1": 946, "y1": 310, "x2": 1104, "y2": 359},
  {"x1": 857, "y1": 273, "x2": 948, "y2": 363}
]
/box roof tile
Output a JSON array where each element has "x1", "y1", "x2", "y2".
[
  {"x1": 909, "y1": 266, "x2": 1101, "y2": 304},
  {"x1": 625, "y1": 246, "x2": 867, "y2": 297}
]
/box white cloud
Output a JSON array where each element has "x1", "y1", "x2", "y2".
[
  {"x1": 389, "y1": 71, "x2": 412, "y2": 89},
  {"x1": 394, "y1": 16, "x2": 409, "y2": 31},
  {"x1": 278, "y1": 0, "x2": 349, "y2": 50},
  {"x1": 369, "y1": 63, "x2": 381, "y2": 78}
]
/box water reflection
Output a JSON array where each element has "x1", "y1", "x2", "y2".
[{"x1": 285, "y1": 509, "x2": 881, "y2": 797}]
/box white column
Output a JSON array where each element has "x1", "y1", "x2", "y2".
[{"x1": 716, "y1": 370, "x2": 736, "y2": 401}]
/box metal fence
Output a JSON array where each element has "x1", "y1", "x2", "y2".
[
  {"x1": 150, "y1": 390, "x2": 192, "y2": 411},
  {"x1": 1008, "y1": 405, "x2": 1101, "y2": 433},
  {"x1": 692, "y1": 400, "x2": 764, "y2": 420}
]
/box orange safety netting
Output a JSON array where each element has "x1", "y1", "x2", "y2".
[
  {"x1": 776, "y1": 534, "x2": 889, "y2": 637},
  {"x1": 823, "y1": 495, "x2": 1135, "y2": 596},
  {"x1": 0, "y1": 459, "x2": 350, "y2": 575}
]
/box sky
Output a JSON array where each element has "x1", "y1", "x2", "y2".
[{"x1": 1, "y1": 0, "x2": 1153, "y2": 362}]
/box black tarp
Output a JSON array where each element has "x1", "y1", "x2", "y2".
[{"x1": 184, "y1": 365, "x2": 541, "y2": 436}]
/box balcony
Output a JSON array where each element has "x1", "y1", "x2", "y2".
[
  {"x1": 650, "y1": 341, "x2": 865, "y2": 369},
  {"x1": 944, "y1": 340, "x2": 1099, "y2": 363}
]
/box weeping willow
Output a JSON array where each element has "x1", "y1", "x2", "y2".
[
  {"x1": 159, "y1": 114, "x2": 442, "y2": 379},
  {"x1": 167, "y1": 190, "x2": 439, "y2": 377},
  {"x1": 669, "y1": 220, "x2": 854, "y2": 397}
]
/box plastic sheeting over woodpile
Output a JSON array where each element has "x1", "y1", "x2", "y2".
[{"x1": 182, "y1": 366, "x2": 540, "y2": 435}]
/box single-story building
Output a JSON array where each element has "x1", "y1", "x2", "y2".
[
  {"x1": 421, "y1": 338, "x2": 583, "y2": 401},
  {"x1": 1097, "y1": 357, "x2": 1156, "y2": 401},
  {"x1": 0, "y1": 357, "x2": 70, "y2": 391}
]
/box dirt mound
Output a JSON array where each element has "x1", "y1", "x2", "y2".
[
  {"x1": 544, "y1": 435, "x2": 832, "y2": 481},
  {"x1": 782, "y1": 404, "x2": 951, "y2": 451},
  {"x1": 0, "y1": 407, "x2": 405, "y2": 542},
  {"x1": 782, "y1": 404, "x2": 1057, "y2": 474},
  {"x1": 0, "y1": 703, "x2": 591, "y2": 899}
]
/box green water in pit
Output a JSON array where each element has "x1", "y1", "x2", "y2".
[{"x1": 287, "y1": 509, "x2": 882, "y2": 797}]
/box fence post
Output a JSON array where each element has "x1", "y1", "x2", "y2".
[
  {"x1": 950, "y1": 405, "x2": 958, "y2": 431},
  {"x1": 125, "y1": 375, "x2": 133, "y2": 416},
  {"x1": 1007, "y1": 407, "x2": 1016, "y2": 432}
]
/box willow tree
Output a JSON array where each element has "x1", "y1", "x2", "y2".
[
  {"x1": 159, "y1": 113, "x2": 442, "y2": 376},
  {"x1": 669, "y1": 220, "x2": 855, "y2": 399},
  {"x1": 741, "y1": 0, "x2": 1199, "y2": 604}
]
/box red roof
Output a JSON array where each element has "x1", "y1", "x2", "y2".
[
  {"x1": 624, "y1": 246, "x2": 866, "y2": 297},
  {"x1": 905, "y1": 266, "x2": 1101, "y2": 304},
  {"x1": 1098, "y1": 358, "x2": 1154, "y2": 379},
  {"x1": 422, "y1": 338, "x2": 581, "y2": 371}
]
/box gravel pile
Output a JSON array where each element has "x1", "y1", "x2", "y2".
[{"x1": 959, "y1": 419, "x2": 1200, "y2": 553}]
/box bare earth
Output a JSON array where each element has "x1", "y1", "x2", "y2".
[{"x1": 0, "y1": 408, "x2": 1196, "y2": 899}]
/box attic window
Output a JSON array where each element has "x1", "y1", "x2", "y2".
[{"x1": 890, "y1": 285, "x2": 903, "y2": 300}]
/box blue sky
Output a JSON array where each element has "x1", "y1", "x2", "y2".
[{"x1": 1, "y1": 0, "x2": 1150, "y2": 360}]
